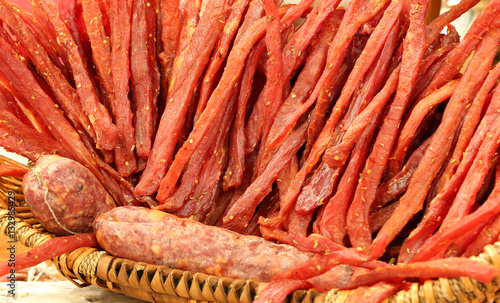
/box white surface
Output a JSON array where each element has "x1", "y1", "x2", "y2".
[
  {"x1": 0, "y1": 281, "x2": 147, "y2": 303},
  {"x1": 0, "y1": 147, "x2": 28, "y2": 165}
]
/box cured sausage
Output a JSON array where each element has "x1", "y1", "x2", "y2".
[
  {"x1": 23, "y1": 155, "x2": 116, "y2": 236},
  {"x1": 94, "y1": 206, "x2": 312, "y2": 282}
]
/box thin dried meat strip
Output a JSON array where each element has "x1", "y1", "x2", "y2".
[
  {"x1": 9, "y1": 2, "x2": 70, "y2": 80},
  {"x1": 408, "y1": 135, "x2": 500, "y2": 263},
  {"x1": 82, "y1": 0, "x2": 113, "y2": 102},
  {"x1": 0, "y1": 233, "x2": 99, "y2": 277},
  {"x1": 267, "y1": 9, "x2": 343, "y2": 169},
  {"x1": 173, "y1": 98, "x2": 236, "y2": 221},
  {"x1": 223, "y1": 40, "x2": 267, "y2": 190},
  {"x1": 399, "y1": 89, "x2": 500, "y2": 263},
  {"x1": 419, "y1": 0, "x2": 500, "y2": 99},
  {"x1": 168, "y1": 0, "x2": 201, "y2": 92},
  {"x1": 375, "y1": 135, "x2": 433, "y2": 209},
  {"x1": 247, "y1": 0, "x2": 345, "y2": 158},
  {"x1": 345, "y1": 282, "x2": 401, "y2": 303},
  {"x1": 464, "y1": 209, "x2": 500, "y2": 257},
  {"x1": 0, "y1": 84, "x2": 31, "y2": 128},
  {"x1": 266, "y1": 0, "x2": 394, "y2": 151},
  {"x1": 253, "y1": 280, "x2": 314, "y2": 303},
  {"x1": 131, "y1": 0, "x2": 160, "y2": 159},
  {"x1": 163, "y1": 89, "x2": 236, "y2": 213},
  {"x1": 271, "y1": 234, "x2": 388, "y2": 281},
  {"x1": 195, "y1": 0, "x2": 248, "y2": 120},
  {"x1": 319, "y1": 110, "x2": 383, "y2": 243},
  {"x1": 346, "y1": 258, "x2": 499, "y2": 289},
  {"x1": 248, "y1": 0, "x2": 285, "y2": 177},
  {"x1": 109, "y1": 0, "x2": 137, "y2": 176},
  {"x1": 158, "y1": 0, "x2": 181, "y2": 101}
]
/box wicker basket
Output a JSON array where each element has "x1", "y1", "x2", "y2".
[{"x1": 2, "y1": 154, "x2": 500, "y2": 303}]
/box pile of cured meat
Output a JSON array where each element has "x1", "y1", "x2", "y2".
[{"x1": 2, "y1": 0, "x2": 500, "y2": 301}]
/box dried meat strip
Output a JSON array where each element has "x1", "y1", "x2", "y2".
[
  {"x1": 344, "y1": 282, "x2": 401, "y2": 303},
  {"x1": 173, "y1": 97, "x2": 236, "y2": 221},
  {"x1": 439, "y1": 58, "x2": 500, "y2": 189},
  {"x1": 425, "y1": 0, "x2": 479, "y2": 46},
  {"x1": 297, "y1": 17, "x2": 400, "y2": 219},
  {"x1": 57, "y1": 0, "x2": 90, "y2": 65},
  {"x1": 82, "y1": 0, "x2": 114, "y2": 102},
  {"x1": 464, "y1": 207, "x2": 500, "y2": 257},
  {"x1": 346, "y1": 258, "x2": 499, "y2": 289},
  {"x1": 440, "y1": 100, "x2": 500, "y2": 229},
  {"x1": 253, "y1": 280, "x2": 314, "y2": 303},
  {"x1": 399, "y1": 90, "x2": 500, "y2": 263},
  {"x1": 248, "y1": 0, "x2": 285, "y2": 177},
  {"x1": 266, "y1": 0, "x2": 394, "y2": 151},
  {"x1": 131, "y1": 0, "x2": 160, "y2": 159},
  {"x1": 419, "y1": 0, "x2": 500, "y2": 99},
  {"x1": 247, "y1": 0, "x2": 345, "y2": 157},
  {"x1": 9, "y1": 2, "x2": 70, "y2": 80},
  {"x1": 409, "y1": 186, "x2": 500, "y2": 263},
  {"x1": 223, "y1": 40, "x2": 267, "y2": 190},
  {"x1": 109, "y1": 0, "x2": 137, "y2": 176},
  {"x1": 0, "y1": 233, "x2": 99, "y2": 277},
  {"x1": 374, "y1": 135, "x2": 433, "y2": 209},
  {"x1": 271, "y1": 235, "x2": 388, "y2": 281},
  {"x1": 162, "y1": 89, "x2": 236, "y2": 213},
  {"x1": 318, "y1": 110, "x2": 383, "y2": 243},
  {"x1": 158, "y1": 0, "x2": 181, "y2": 101},
  {"x1": 195, "y1": 0, "x2": 248, "y2": 120},
  {"x1": 325, "y1": 1, "x2": 472, "y2": 169},
  {"x1": 0, "y1": 84, "x2": 31, "y2": 128},
  {"x1": 167, "y1": 0, "x2": 201, "y2": 93},
  {"x1": 264, "y1": 9, "x2": 344, "y2": 172}
]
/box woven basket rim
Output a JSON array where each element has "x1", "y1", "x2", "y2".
[{"x1": 2, "y1": 154, "x2": 500, "y2": 303}]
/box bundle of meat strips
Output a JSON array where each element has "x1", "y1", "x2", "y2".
[{"x1": 1, "y1": 0, "x2": 500, "y2": 302}]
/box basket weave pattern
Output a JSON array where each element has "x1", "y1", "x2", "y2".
[{"x1": 2, "y1": 154, "x2": 500, "y2": 303}]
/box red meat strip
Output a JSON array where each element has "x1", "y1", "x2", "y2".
[
  {"x1": 346, "y1": 258, "x2": 499, "y2": 289},
  {"x1": 131, "y1": 0, "x2": 160, "y2": 159},
  {"x1": 0, "y1": 233, "x2": 99, "y2": 277},
  {"x1": 109, "y1": 0, "x2": 137, "y2": 176}
]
